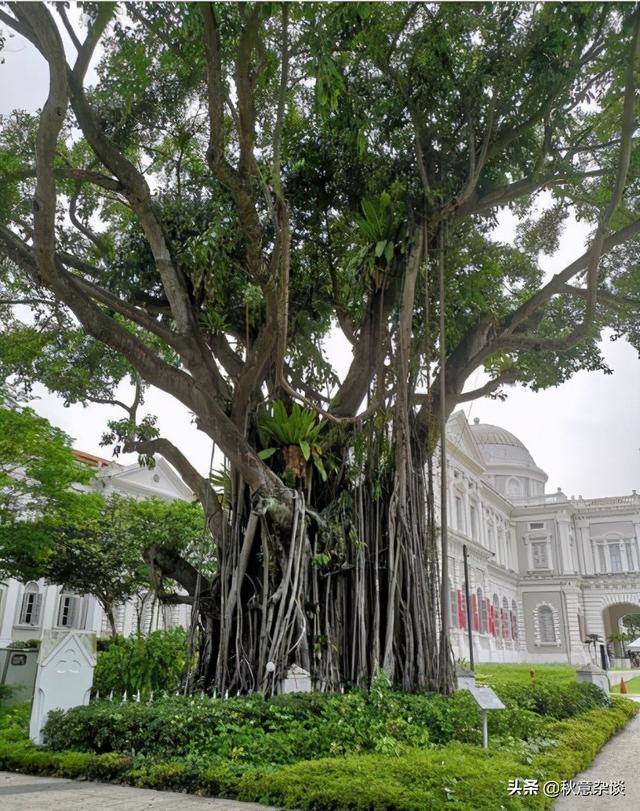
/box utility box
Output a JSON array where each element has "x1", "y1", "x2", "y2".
[{"x1": 0, "y1": 647, "x2": 38, "y2": 706}]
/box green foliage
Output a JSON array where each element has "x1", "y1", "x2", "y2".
[
  {"x1": 0, "y1": 326, "x2": 136, "y2": 409},
  {"x1": 622, "y1": 612, "x2": 640, "y2": 637},
  {"x1": 241, "y1": 700, "x2": 638, "y2": 811},
  {"x1": 349, "y1": 189, "x2": 406, "y2": 288},
  {"x1": 0, "y1": 400, "x2": 92, "y2": 521},
  {"x1": 2, "y1": 698, "x2": 636, "y2": 811},
  {"x1": 90, "y1": 629, "x2": 189, "y2": 701},
  {"x1": 42, "y1": 670, "x2": 608, "y2": 766},
  {"x1": 0, "y1": 703, "x2": 30, "y2": 741},
  {"x1": 44, "y1": 685, "x2": 429, "y2": 763},
  {"x1": 0, "y1": 400, "x2": 95, "y2": 581},
  {"x1": 1, "y1": 485, "x2": 205, "y2": 626},
  {"x1": 475, "y1": 666, "x2": 610, "y2": 720},
  {"x1": 258, "y1": 401, "x2": 327, "y2": 481}
]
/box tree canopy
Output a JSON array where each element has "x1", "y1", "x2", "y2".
[
  {"x1": 0, "y1": 392, "x2": 206, "y2": 634},
  {"x1": 0, "y1": 2, "x2": 639, "y2": 694},
  {"x1": 0, "y1": 394, "x2": 93, "y2": 541}
]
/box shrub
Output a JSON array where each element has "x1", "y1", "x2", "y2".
[
  {"x1": 238, "y1": 744, "x2": 532, "y2": 811},
  {"x1": 0, "y1": 702, "x2": 29, "y2": 741},
  {"x1": 239, "y1": 699, "x2": 638, "y2": 811},
  {"x1": 530, "y1": 698, "x2": 637, "y2": 782},
  {"x1": 0, "y1": 738, "x2": 133, "y2": 781},
  {"x1": 44, "y1": 673, "x2": 609, "y2": 764},
  {"x1": 487, "y1": 681, "x2": 609, "y2": 720},
  {"x1": 4, "y1": 698, "x2": 638, "y2": 810},
  {"x1": 93, "y1": 629, "x2": 187, "y2": 699},
  {"x1": 44, "y1": 685, "x2": 431, "y2": 763}
]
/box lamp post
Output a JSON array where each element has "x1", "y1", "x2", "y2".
[{"x1": 463, "y1": 544, "x2": 474, "y2": 672}]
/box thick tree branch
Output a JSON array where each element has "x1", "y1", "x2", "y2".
[{"x1": 455, "y1": 369, "x2": 520, "y2": 403}]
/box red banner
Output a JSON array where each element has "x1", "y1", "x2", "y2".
[{"x1": 457, "y1": 591, "x2": 466, "y2": 628}]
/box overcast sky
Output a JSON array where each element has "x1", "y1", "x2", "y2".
[{"x1": 1, "y1": 11, "x2": 638, "y2": 499}]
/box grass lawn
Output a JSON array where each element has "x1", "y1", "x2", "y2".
[
  {"x1": 476, "y1": 663, "x2": 577, "y2": 686},
  {"x1": 612, "y1": 675, "x2": 640, "y2": 694}
]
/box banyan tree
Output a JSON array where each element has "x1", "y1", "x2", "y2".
[{"x1": 1, "y1": 2, "x2": 640, "y2": 695}]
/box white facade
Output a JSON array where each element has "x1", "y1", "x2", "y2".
[
  {"x1": 0, "y1": 452, "x2": 194, "y2": 647},
  {"x1": 443, "y1": 411, "x2": 640, "y2": 667}
]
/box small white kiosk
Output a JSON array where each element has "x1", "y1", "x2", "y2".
[{"x1": 29, "y1": 631, "x2": 96, "y2": 745}]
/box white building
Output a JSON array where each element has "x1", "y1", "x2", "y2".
[
  {"x1": 444, "y1": 411, "x2": 640, "y2": 668},
  {"x1": 2, "y1": 416, "x2": 640, "y2": 668},
  {"x1": 0, "y1": 451, "x2": 194, "y2": 647}
]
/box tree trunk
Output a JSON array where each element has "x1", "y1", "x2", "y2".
[{"x1": 104, "y1": 604, "x2": 117, "y2": 638}]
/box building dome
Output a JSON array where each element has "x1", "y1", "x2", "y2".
[
  {"x1": 470, "y1": 418, "x2": 547, "y2": 500},
  {"x1": 469, "y1": 421, "x2": 536, "y2": 466}
]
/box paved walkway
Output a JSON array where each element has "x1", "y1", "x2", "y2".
[
  {"x1": 0, "y1": 771, "x2": 274, "y2": 810},
  {"x1": 554, "y1": 703, "x2": 640, "y2": 810}
]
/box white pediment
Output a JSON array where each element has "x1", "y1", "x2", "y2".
[
  {"x1": 446, "y1": 411, "x2": 487, "y2": 472},
  {"x1": 39, "y1": 630, "x2": 97, "y2": 669},
  {"x1": 98, "y1": 457, "x2": 195, "y2": 502}
]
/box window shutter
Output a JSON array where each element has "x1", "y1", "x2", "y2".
[
  {"x1": 67, "y1": 597, "x2": 78, "y2": 628},
  {"x1": 32, "y1": 593, "x2": 42, "y2": 626},
  {"x1": 19, "y1": 595, "x2": 28, "y2": 625},
  {"x1": 457, "y1": 591, "x2": 466, "y2": 628},
  {"x1": 472, "y1": 595, "x2": 479, "y2": 631}
]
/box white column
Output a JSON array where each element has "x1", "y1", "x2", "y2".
[
  {"x1": 576, "y1": 520, "x2": 593, "y2": 574},
  {"x1": 555, "y1": 517, "x2": 569, "y2": 573},
  {"x1": 41, "y1": 583, "x2": 59, "y2": 634},
  {"x1": 633, "y1": 522, "x2": 640, "y2": 572},
  {"x1": 478, "y1": 502, "x2": 487, "y2": 549},
  {"x1": 0, "y1": 579, "x2": 22, "y2": 646},
  {"x1": 84, "y1": 596, "x2": 103, "y2": 636}
]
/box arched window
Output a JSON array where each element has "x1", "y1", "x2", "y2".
[
  {"x1": 502, "y1": 597, "x2": 511, "y2": 640},
  {"x1": 537, "y1": 605, "x2": 557, "y2": 645},
  {"x1": 477, "y1": 587, "x2": 487, "y2": 633},
  {"x1": 507, "y1": 477, "x2": 523, "y2": 499},
  {"x1": 449, "y1": 579, "x2": 458, "y2": 629},
  {"x1": 511, "y1": 600, "x2": 519, "y2": 640},
  {"x1": 18, "y1": 582, "x2": 42, "y2": 627},
  {"x1": 492, "y1": 594, "x2": 500, "y2": 637}
]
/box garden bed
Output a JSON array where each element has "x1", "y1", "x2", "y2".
[{"x1": 1, "y1": 666, "x2": 637, "y2": 810}]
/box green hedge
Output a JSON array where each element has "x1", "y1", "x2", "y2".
[
  {"x1": 475, "y1": 677, "x2": 609, "y2": 720},
  {"x1": 531, "y1": 699, "x2": 637, "y2": 782},
  {"x1": 42, "y1": 680, "x2": 607, "y2": 762},
  {"x1": 1, "y1": 699, "x2": 636, "y2": 810},
  {"x1": 240, "y1": 699, "x2": 638, "y2": 811}
]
